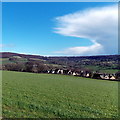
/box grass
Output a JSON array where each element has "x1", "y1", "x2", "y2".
[
  {"x1": 0, "y1": 58, "x2": 28, "y2": 65},
  {"x1": 81, "y1": 65, "x2": 118, "y2": 74},
  {"x1": 99, "y1": 69, "x2": 119, "y2": 74},
  {"x1": 2, "y1": 71, "x2": 118, "y2": 118},
  {"x1": 29, "y1": 58, "x2": 46, "y2": 62},
  {"x1": 0, "y1": 58, "x2": 12, "y2": 65}
]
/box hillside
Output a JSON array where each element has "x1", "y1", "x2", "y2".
[
  {"x1": 0, "y1": 52, "x2": 119, "y2": 73},
  {"x1": 0, "y1": 52, "x2": 119, "y2": 61},
  {"x1": 2, "y1": 71, "x2": 118, "y2": 118}
]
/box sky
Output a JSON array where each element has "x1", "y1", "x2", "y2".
[
  {"x1": 1, "y1": 2, "x2": 118, "y2": 56},
  {"x1": 2, "y1": 0, "x2": 118, "y2": 2}
]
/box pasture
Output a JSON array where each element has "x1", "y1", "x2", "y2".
[{"x1": 2, "y1": 71, "x2": 118, "y2": 118}]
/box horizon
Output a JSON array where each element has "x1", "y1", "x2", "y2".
[
  {"x1": 1, "y1": 2, "x2": 118, "y2": 56},
  {"x1": 1, "y1": 51, "x2": 118, "y2": 58}
]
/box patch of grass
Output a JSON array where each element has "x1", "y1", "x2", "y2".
[
  {"x1": 2, "y1": 71, "x2": 118, "y2": 118},
  {"x1": 82, "y1": 65, "x2": 118, "y2": 73},
  {"x1": 0, "y1": 58, "x2": 14, "y2": 64},
  {"x1": 99, "y1": 69, "x2": 119, "y2": 74},
  {"x1": 0, "y1": 58, "x2": 28, "y2": 65},
  {"x1": 29, "y1": 58, "x2": 46, "y2": 62}
]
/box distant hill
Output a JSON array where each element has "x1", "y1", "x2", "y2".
[
  {"x1": 0, "y1": 52, "x2": 46, "y2": 59},
  {"x1": 0, "y1": 52, "x2": 119, "y2": 61},
  {"x1": 0, "y1": 52, "x2": 119, "y2": 74}
]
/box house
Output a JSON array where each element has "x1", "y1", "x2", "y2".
[
  {"x1": 49, "y1": 69, "x2": 53, "y2": 73},
  {"x1": 100, "y1": 74, "x2": 105, "y2": 79},
  {"x1": 80, "y1": 71, "x2": 84, "y2": 77},
  {"x1": 92, "y1": 73, "x2": 102, "y2": 79},
  {"x1": 60, "y1": 69, "x2": 64, "y2": 74},
  {"x1": 57, "y1": 69, "x2": 63, "y2": 74},
  {"x1": 109, "y1": 74, "x2": 116, "y2": 80},
  {"x1": 75, "y1": 72, "x2": 80, "y2": 76},
  {"x1": 68, "y1": 70, "x2": 72, "y2": 75},
  {"x1": 110, "y1": 75, "x2": 116, "y2": 80},
  {"x1": 104, "y1": 75, "x2": 110, "y2": 79},
  {"x1": 63, "y1": 69, "x2": 69, "y2": 75},
  {"x1": 86, "y1": 73, "x2": 90, "y2": 77},
  {"x1": 52, "y1": 70, "x2": 55, "y2": 74},
  {"x1": 54, "y1": 69, "x2": 59, "y2": 74},
  {"x1": 72, "y1": 72, "x2": 76, "y2": 76}
]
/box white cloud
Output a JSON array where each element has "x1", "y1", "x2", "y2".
[
  {"x1": 55, "y1": 42, "x2": 103, "y2": 56},
  {"x1": 0, "y1": 44, "x2": 3, "y2": 48},
  {"x1": 54, "y1": 4, "x2": 118, "y2": 56}
]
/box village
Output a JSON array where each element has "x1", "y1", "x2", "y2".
[
  {"x1": 1, "y1": 63, "x2": 119, "y2": 81},
  {"x1": 37, "y1": 68, "x2": 119, "y2": 81},
  {"x1": 1, "y1": 52, "x2": 120, "y2": 81}
]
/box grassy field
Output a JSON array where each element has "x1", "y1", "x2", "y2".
[
  {"x1": 2, "y1": 71, "x2": 118, "y2": 118},
  {"x1": 81, "y1": 65, "x2": 118, "y2": 74},
  {"x1": 0, "y1": 58, "x2": 28, "y2": 65},
  {"x1": 0, "y1": 58, "x2": 13, "y2": 65}
]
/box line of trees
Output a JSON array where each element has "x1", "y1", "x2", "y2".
[{"x1": 2, "y1": 61, "x2": 50, "y2": 73}]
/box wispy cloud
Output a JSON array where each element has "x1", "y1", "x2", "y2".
[
  {"x1": 0, "y1": 44, "x2": 15, "y2": 48},
  {"x1": 0, "y1": 44, "x2": 3, "y2": 48},
  {"x1": 54, "y1": 4, "x2": 118, "y2": 56}
]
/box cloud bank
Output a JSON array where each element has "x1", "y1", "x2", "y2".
[{"x1": 54, "y1": 5, "x2": 118, "y2": 56}]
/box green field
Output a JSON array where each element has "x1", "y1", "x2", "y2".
[
  {"x1": 81, "y1": 65, "x2": 118, "y2": 74},
  {"x1": 2, "y1": 71, "x2": 118, "y2": 118},
  {"x1": 0, "y1": 58, "x2": 13, "y2": 65},
  {"x1": 0, "y1": 58, "x2": 28, "y2": 65}
]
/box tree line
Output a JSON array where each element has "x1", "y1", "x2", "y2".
[{"x1": 1, "y1": 61, "x2": 120, "y2": 81}]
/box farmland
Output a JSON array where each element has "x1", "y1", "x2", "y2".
[
  {"x1": 1, "y1": 52, "x2": 119, "y2": 73},
  {"x1": 2, "y1": 71, "x2": 118, "y2": 118}
]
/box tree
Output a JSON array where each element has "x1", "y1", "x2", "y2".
[{"x1": 25, "y1": 62, "x2": 34, "y2": 72}]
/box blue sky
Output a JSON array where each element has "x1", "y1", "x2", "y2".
[
  {"x1": 2, "y1": 0, "x2": 118, "y2": 2},
  {"x1": 2, "y1": 2, "x2": 118, "y2": 56}
]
